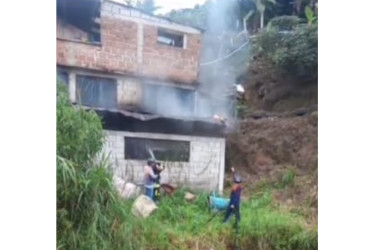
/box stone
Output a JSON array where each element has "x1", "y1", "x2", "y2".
[
  {"x1": 113, "y1": 176, "x2": 140, "y2": 199},
  {"x1": 184, "y1": 192, "x2": 196, "y2": 202},
  {"x1": 113, "y1": 175, "x2": 125, "y2": 194},
  {"x1": 122, "y1": 182, "x2": 138, "y2": 199},
  {"x1": 131, "y1": 194, "x2": 158, "y2": 218}
]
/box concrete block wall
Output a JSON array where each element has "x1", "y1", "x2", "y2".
[
  {"x1": 56, "y1": 1, "x2": 202, "y2": 84},
  {"x1": 103, "y1": 130, "x2": 226, "y2": 193}
]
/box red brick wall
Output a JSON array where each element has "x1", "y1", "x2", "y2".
[
  {"x1": 141, "y1": 25, "x2": 200, "y2": 84},
  {"x1": 56, "y1": 16, "x2": 201, "y2": 84}
]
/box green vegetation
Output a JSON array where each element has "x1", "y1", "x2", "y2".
[
  {"x1": 242, "y1": 13, "x2": 318, "y2": 111},
  {"x1": 280, "y1": 168, "x2": 296, "y2": 188},
  {"x1": 116, "y1": 189, "x2": 317, "y2": 250},
  {"x1": 124, "y1": 0, "x2": 160, "y2": 14},
  {"x1": 57, "y1": 83, "x2": 128, "y2": 249},
  {"x1": 304, "y1": 6, "x2": 317, "y2": 25},
  {"x1": 253, "y1": 19, "x2": 318, "y2": 82},
  {"x1": 163, "y1": 0, "x2": 318, "y2": 34},
  {"x1": 267, "y1": 16, "x2": 302, "y2": 31}
]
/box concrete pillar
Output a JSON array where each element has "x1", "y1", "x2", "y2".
[
  {"x1": 69, "y1": 72, "x2": 76, "y2": 103},
  {"x1": 218, "y1": 139, "x2": 226, "y2": 195}
]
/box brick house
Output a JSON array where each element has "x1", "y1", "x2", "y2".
[{"x1": 56, "y1": 0, "x2": 227, "y2": 192}]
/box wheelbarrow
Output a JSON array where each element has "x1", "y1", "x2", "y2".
[{"x1": 208, "y1": 191, "x2": 229, "y2": 212}]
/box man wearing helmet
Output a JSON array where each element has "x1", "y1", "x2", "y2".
[
  {"x1": 152, "y1": 161, "x2": 164, "y2": 203},
  {"x1": 223, "y1": 167, "x2": 243, "y2": 223},
  {"x1": 143, "y1": 158, "x2": 158, "y2": 200}
]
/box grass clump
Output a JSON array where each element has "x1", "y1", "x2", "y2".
[{"x1": 280, "y1": 168, "x2": 296, "y2": 188}]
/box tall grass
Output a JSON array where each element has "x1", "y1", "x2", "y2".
[
  {"x1": 57, "y1": 83, "x2": 130, "y2": 249},
  {"x1": 88, "y1": 189, "x2": 317, "y2": 250}
]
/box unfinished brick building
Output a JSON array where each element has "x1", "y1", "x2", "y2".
[{"x1": 56, "y1": 0, "x2": 227, "y2": 192}]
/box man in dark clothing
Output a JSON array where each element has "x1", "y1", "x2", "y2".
[
  {"x1": 152, "y1": 161, "x2": 164, "y2": 202},
  {"x1": 223, "y1": 167, "x2": 242, "y2": 223}
]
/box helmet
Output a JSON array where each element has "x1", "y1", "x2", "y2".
[
  {"x1": 234, "y1": 173, "x2": 242, "y2": 183},
  {"x1": 147, "y1": 158, "x2": 156, "y2": 165}
]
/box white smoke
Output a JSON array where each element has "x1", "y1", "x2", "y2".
[{"x1": 142, "y1": 0, "x2": 251, "y2": 122}]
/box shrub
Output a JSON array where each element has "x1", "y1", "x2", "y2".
[
  {"x1": 253, "y1": 17, "x2": 318, "y2": 82},
  {"x1": 267, "y1": 16, "x2": 303, "y2": 31},
  {"x1": 57, "y1": 84, "x2": 104, "y2": 166},
  {"x1": 57, "y1": 83, "x2": 129, "y2": 249}
]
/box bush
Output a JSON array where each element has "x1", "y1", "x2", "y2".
[
  {"x1": 57, "y1": 83, "x2": 129, "y2": 249},
  {"x1": 253, "y1": 17, "x2": 318, "y2": 82},
  {"x1": 267, "y1": 16, "x2": 303, "y2": 31},
  {"x1": 57, "y1": 84, "x2": 104, "y2": 166}
]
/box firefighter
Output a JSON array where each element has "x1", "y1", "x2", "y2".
[
  {"x1": 223, "y1": 167, "x2": 242, "y2": 224},
  {"x1": 152, "y1": 161, "x2": 164, "y2": 203}
]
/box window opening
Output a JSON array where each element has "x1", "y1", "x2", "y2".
[
  {"x1": 157, "y1": 29, "x2": 184, "y2": 48},
  {"x1": 125, "y1": 137, "x2": 190, "y2": 162},
  {"x1": 76, "y1": 75, "x2": 117, "y2": 109}
]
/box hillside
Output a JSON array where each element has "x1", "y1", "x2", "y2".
[{"x1": 225, "y1": 112, "x2": 318, "y2": 226}]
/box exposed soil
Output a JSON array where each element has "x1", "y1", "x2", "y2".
[
  {"x1": 227, "y1": 114, "x2": 317, "y2": 173},
  {"x1": 224, "y1": 113, "x2": 318, "y2": 224},
  {"x1": 237, "y1": 55, "x2": 318, "y2": 112}
]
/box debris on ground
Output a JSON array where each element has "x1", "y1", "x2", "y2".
[
  {"x1": 131, "y1": 195, "x2": 158, "y2": 218},
  {"x1": 113, "y1": 176, "x2": 125, "y2": 195},
  {"x1": 184, "y1": 192, "x2": 196, "y2": 202},
  {"x1": 113, "y1": 176, "x2": 140, "y2": 199},
  {"x1": 160, "y1": 183, "x2": 176, "y2": 196},
  {"x1": 122, "y1": 182, "x2": 140, "y2": 199}
]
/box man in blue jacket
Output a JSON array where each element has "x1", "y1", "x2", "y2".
[{"x1": 223, "y1": 167, "x2": 242, "y2": 223}]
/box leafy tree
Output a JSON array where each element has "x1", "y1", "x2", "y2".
[
  {"x1": 253, "y1": 18, "x2": 318, "y2": 82},
  {"x1": 293, "y1": 0, "x2": 318, "y2": 17},
  {"x1": 266, "y1": 15, "x2": 302, "y2": 31},
  {"x1": 163, "y1": 0, "x2": 282, "y2": 33},
  {"x1": 166, "y1": 5, "x2": 208, "y2": 29},
  {"x1": 136, "y1": 0, "x2": 160, "y2": 14}
]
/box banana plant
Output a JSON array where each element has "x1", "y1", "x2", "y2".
[{"x1": 304, "y1": 6, "x2": 317, "y2": 25}]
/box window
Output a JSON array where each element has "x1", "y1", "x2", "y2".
[
  {"x1": 125, "y1": 137, "x2": 190, "y2": 162},
  {"x1": 57, "y1": 0, "x2": 101, "y2": 43},
  {"x1": 57, "y1": 70, "x2": 69, "y2": 86},
  {"x1": 157, "y1": 29, "x2": 184, "y2": 48},
  {"x1": 76, "y1": 75, "x2": 117, "y2": 109},
  {"x1": 143, "y1": 84, "x2": 195, "y2": 117}
]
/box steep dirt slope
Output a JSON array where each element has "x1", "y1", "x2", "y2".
[
  {"x1": 225, "y1": 113, "x2": 318, "y2": 224},
  {"x1": 227, "y1": 114, "x2": 317, "y2": 173}
]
